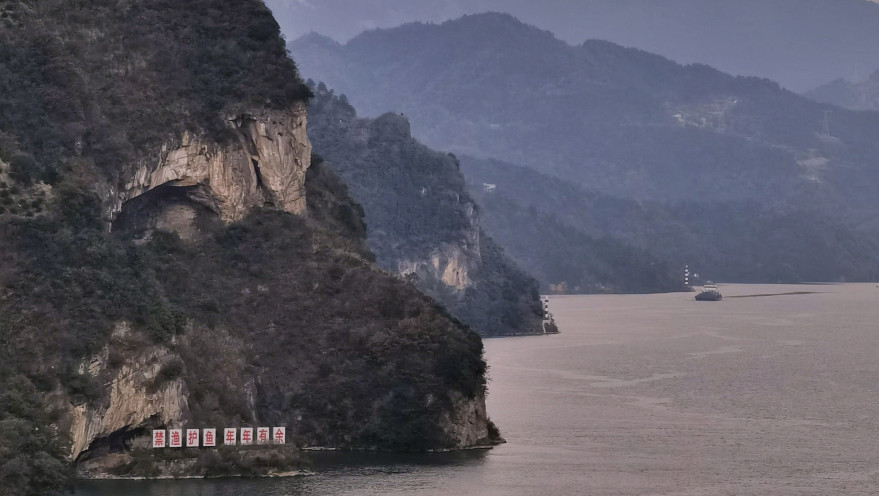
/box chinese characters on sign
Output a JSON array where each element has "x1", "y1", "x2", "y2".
[
  {"x1": 241, "y1": 427, "x2": 253, "y2": 445},
  {"x1": 257, "y1": 427, "x2": 270, "y2": 445},
  {"x1": 169, "y1": 429, "x2": 182, "y2": 448},
  {"x1": 152, "y1": 427, "x2": 286, "y2": 448},
  {"x1": 273, "y1": 427, "x2": 285, "y2": 445},
  {"x1": 186, "y1": 429, "x2": 199, "y2": 447},
  {"x1": 224, "y1": 428, "x2": 237, "y2": 445},
  {"x1": 203, "y1": 428, "x2": 216, "y2": 447},
  {"x1": 152, "y1": 430, "x2": 165, "y2": 448}
]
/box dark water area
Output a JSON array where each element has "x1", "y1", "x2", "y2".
[{"x1": 78, "y1": 284, "x2": 879, "y2": 495}]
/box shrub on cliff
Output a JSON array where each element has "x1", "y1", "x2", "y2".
[{"x1": 0, "y1": 370, "x2": 71, "y2": 496}]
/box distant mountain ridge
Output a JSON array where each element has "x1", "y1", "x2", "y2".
[
  {"x1": 269, "y1": 0, "x2": 879, "y2": 91},
  {"x1": 290, "y1": 13, "x2": 879, "y2": 283},
  {"x1": 806, "y1": 70, "x2": 879, "y2": 112}
]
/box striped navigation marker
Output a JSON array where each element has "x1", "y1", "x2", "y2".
[{"x1": 684, "y1": 265, "x2": 689, "y2": 286}]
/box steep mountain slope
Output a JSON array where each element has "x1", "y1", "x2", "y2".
[
  {"x1": 269, "y1": 0, "x2": 879, "y2": 92},
  {"x1": 806, "y1": 70, "x2": 879, "y2": 111},
  {"x1": 306, "y1": 85, "x2": 544, "y2": 335},
  {"x1": 0, "y1": 2, "x2": 497, "y2": 492},
  {"x1": 289, "y1": 13, "x2": 879, "y2": 283}
]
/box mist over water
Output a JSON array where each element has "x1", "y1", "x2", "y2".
[{"x1": 79, "y1": 284, "x2": 879, "y2": 495}]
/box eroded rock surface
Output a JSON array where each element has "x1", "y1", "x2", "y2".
[
  {"x1": 112, "y1": 104, "x2": 311, "y2": 222},
  {"x1": 69, "y1": 324, "x2": 189, "y2": 460},
  {"x1": 440, "y1": 391, "x2": 502, "y2": 448}
]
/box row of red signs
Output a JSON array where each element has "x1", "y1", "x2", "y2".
[{"x1": 152, "y1": 427, "x2": 285, "y2": 448}]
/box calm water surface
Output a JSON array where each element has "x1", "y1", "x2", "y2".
[{"x1": 79, "y1": 284, "x2": 879, "y2": 495}]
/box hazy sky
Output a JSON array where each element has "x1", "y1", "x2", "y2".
[{"x1": 269, "y1": 0, "x2": 879, "y2": 91}]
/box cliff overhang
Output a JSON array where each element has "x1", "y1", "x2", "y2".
[{"x1": 110, "y1": 104, "x2": 312, "y2": 226}]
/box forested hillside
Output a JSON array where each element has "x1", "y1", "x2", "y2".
[
  {"x1": 0, "y1": 1, "x2": 309, "y2": 198},
  {"x1": 0, "y1": 2, "x2": 497, "y2": 493},
  {"x1": 461, "y1": 156, "x2": 683, "y2": 293}
]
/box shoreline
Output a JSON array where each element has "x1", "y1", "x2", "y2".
[{"x1": 80, "y1": 470, "x2": 313, "y2": 481}]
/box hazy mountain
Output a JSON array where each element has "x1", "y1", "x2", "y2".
[
  {"x1": 806, "y1": 70, "x2": 879, "y2": 111},
  {"x1": 270, "y1": 0, "x2": 879, "y2": 91},
  {"x1": 290, "y1": 13, "x2": 879, "y2": 283},
  {"x1": 306, "y1": 83, "x2": 544, "y2": 335},
  {"x1": 458, "y1": 155, "x2": 687, "y2": 293},
  {"x1": 461, "y1": 156, "x2": 879, "y2": 284}
]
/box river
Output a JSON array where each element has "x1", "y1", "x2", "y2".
[{"x1": 78, "y1": 284, "x2": 879, "y2": 495}]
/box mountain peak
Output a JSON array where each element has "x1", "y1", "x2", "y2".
[
  {"x1": 292, "y1": 31, "x2": 341, "y2": 49},
  {"x1": 439, "y1": 11, "x2": 562, "y2": 44},
  {"x1": 448, "y1": 11, "x2": 530, "y2": 28},
  {"x1": 345, "y1": 11, "x2": 564, "y2": 52}
]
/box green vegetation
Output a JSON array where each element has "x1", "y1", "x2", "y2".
[
  {"x1": 306, "y1": 84, "x2": 543, "y2": 335},
  {"x1": 0, "y1": 369, "x2": 72, "y2": 496},
  {"x1": 305, "y1": 155, "x2": 370, "y2": 253}
]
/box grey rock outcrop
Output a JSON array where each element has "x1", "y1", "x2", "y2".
[
  {"x1": 440, "y1": 391, "x2": 502, "y2": 448},
  {"x1": 68, "y1": 323, "x2": 189, "y2": 460},
  {"x1": 111, "y1": 104, "x2": 311, "y2": 223},
  {"x1": 397, "y1": 206, "x2": 481, "y2": 291}
]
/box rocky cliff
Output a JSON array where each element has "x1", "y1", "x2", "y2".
[
  {"x1": 112, "y1": 106, "x2": 311, "y2": 223},
  {"x1": 398, "y1": 241, "x2": 475, "y2": 291},
  {"x1": 0, "y1": 1, "x2": 498, "y2": 492},
  {"x1": 393, "y1": 197, "x2": 481, "y2": 292},
  {"x1": 65, "y1": 323, "x2": 192, "y2": 462}
]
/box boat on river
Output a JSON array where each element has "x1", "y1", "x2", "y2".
[{"x1": 695, "y1": 282, "x2": 722, "y2": 301}]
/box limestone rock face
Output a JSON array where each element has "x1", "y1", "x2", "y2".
[
  {"x1": 113, "y1": 103, "x2": 311, "y2": 222},
  {"x1": 398, "y1": 243, "x2": 474, "y2": 291},
  {"x1": 440, "y1": 391, "x2": 501, "y2": 448},
  {"x1": 435, "y1": 247, "x2": 471, "y2": 289},
  {"x1": 68, "y1": 325, "x2": 189, "y2": 460},
  {"x1": 397, "y1": 204, "x2": 481, "y2": 292}
]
